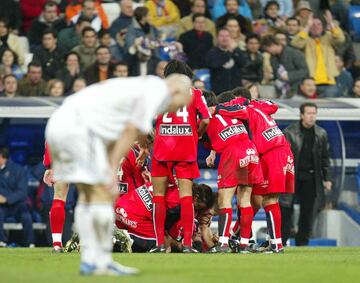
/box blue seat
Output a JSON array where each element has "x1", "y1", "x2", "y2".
[
  {"x1": 194, "y1": 69, "x2": 211, "y2": 90},
  {"x1": 349, "y1": 6, "x2": 360, "y2": 41}
]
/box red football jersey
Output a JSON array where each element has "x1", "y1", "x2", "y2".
[
  {"x1": 117, "y1": 145, "x2": 147, "y2": 195},
  {"x1": 217, "y1": 99, "x2": 288, "y2": 155},
  {"x1": 43, "y1": 142, "x2": 51, "y2": 168},
  {"x1": 206, "y1": 112, "x2": 250, "y2": 153},
  {"x1": 153, "y1": 88, "x2": 211, "y2": 162}
]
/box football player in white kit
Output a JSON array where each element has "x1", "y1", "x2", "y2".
[{"x1": 45, "y1": 75, "x2": 192, "y2": 276}]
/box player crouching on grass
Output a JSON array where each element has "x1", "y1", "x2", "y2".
[
  {"x1": 205, "y1": 91, "x2": 263, "y2": 253},
  {"x1": 216, "y1": 87, "x2": 295, "y2": 253}
]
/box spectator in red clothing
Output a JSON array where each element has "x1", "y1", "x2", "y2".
[{"x1": 20, "y1": 0, "x2": 47, "y2": 33}]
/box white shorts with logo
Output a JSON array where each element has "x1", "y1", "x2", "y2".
[{"x1": 45, "y1": 108, "x2": 112, "y2": 185}]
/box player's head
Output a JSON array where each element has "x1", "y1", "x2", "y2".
[
  {"x1": 232, "y1": 86, "x2": 251, "y2": 100},
  {"x1": 217, "y1": 91, "x2": 235, "y2": 104},
  {"x1": 192, "y1": 183, "x2": 215, "y2": 211},
  {"x1": 163, "y1": 60, "x2": 194, "y2": 79},
  {"x1": 202, "y1": 90, "x2": 217, "y2": 107},
  {"x1": 164, "y1": 74, "x2": 192, "y2": 112}
]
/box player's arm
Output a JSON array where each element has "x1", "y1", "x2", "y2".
[
  {"x1": 215, "y1": 104, "x2": 249, "y2": 120},
  {"x1": 198, "y1": 119, "x2": 210, "y2": 139},
  {"x1": 196, "y1": 91, "x2": 211, "y2": 138},
  {"x1": 251, "y1": 100, "x2": 279, "y2": 115},
  {"x1": 200, "y1": 224, "x2": 216, "y2": 249},
  {"x1": 206, "y1": 150, "x2": 216, "y2": 168}
]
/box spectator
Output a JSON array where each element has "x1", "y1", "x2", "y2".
[
  {"x1": 275, "y1": 31, "x2": 288, "y2": 47},
  {"x1": 172, "y1": 0, "x2": 193, "y2": 17},
  {"x1": 20, "y1": 0, "x2": 47, "y2": 33},
  {"x1": 205, "y1": 28, "x2": 247, "y2": 95},
  {"x1": 283, "y1": 102, "x2": 332, "y2": 246},
  {"x1": 0, "y1": 18, "x2": 25, "y2": 67},
  {"x1": 71, "y1": 77, "x2": 87, "y2": 94},
  {"x1": 335, "y1": 55, "x2": 353, "y2": 97},
  {"x1": 294, "y1": 1, "x2": 312, "y2": 28},
  {"x1": 178, "y1": 14, "x2": 213, "y2": 70},
  {"x1": 0, "y1": 65, "x2": 6, "y2": 93},
  {"x1": 98, "y1": 29, "x2": 113, "y2": 47},
  {"x1": 65, "y1": 0, "x2": 109, "y2": 31},
  {"x1": 291, "y1": 11, "x2": 345, "y2": 97},
  {"x1": 353, "y1": 78, "x2": 360, "y2": 98},
  {"x1": 215, "y1": 0, "x2": 253, "y2": 35},
  {"x1": 155, "y1": 60, "x2": 168, "y2": 78},
  {"x1": 28, "y1": 1, "x2": 67, "y2": 50},
  {"x1": 226, "y1": 16, "x2": 246, "y2": 51},
  {"x1": 336, "y1": 32, "x2": 357, "y2": 71},
  {"x1": 18, "y1": 61, "x2": 47, "y2": 97},
  {"x1": 253, "y1": 1, "x2": 286, "y2": 36},
  {"x1": 70, "y1": 0, "x2": 108, "y2": 32},
  {"x1": 240, "y1": 34, "x2": 263, "y2": 85},
  {"x1": 286, "y1": 17, "x2": 301, "y2": 42},
  {"x1": 109, "y1": 0, "x2": 134, "y2": 40},
  {"x1": 144, "y1": 0, "x2": 180, "y2": 38},
  {"x1": 193, "y1": 79, "x2": 206, "y2": 90},
  {"x1": 0, "y1": 0, "x2": 21, "y2": 34},
  {"x1": 0, "y1": 74, "x2": 19, "y2": 98},
  {"x1": 72, "y1": 27, "x2": 98, "y2": 69},
  {"x1": 58, "y1": 18, "x2": 91, "y2": 53},
  {"x1": 124, "y1": 7, "x2": 161, "y2": 76},
  {"x1": 33, "y1": 29, "x2": 65, "y2": 81},
  {"x1": 0, "y1": 147, "x2": 35, "y2": 247},
  {"x1": 177, "y1": 0, "x2": 216, "y2": 40},
  {"x1": 55, "y1": 52, "x2": 83, "y2": 94},
  {"x1": 113, "y1": 61, "x2": 129, "y2": 78},
  {"x1": 247, "y1": 83, "x2": 260, "y2": 99},
  {"x1": 0, "y1": 48, "x2": 24, "y2": 80},
  {"x1": 292, "y1": 77, "x2": 318, "y2": 100},
  {"x1": 213, "y1": 0, "x2": 253, "y2": 21},
  {"x1": 45, "y1": 79, "x2": 65, "y2": 97},
  {"x1": 260, "y1": 0, "x2": 293, "y2": 18},
  {"x1": 262, "y1": 35, "x2": 308, "y2": 98},
  {"x1": 83, "y1": 45, "x2": 115, "y2": 85}
]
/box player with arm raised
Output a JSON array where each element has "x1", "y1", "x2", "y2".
[
  {"x1": 216, "y1": 87, "x2": 295, "y2": 253},
  {"x1": 151, "y1": 60, "x2": 211, "y2": 253},
  {"x1": 45, "y1": 74, "x2": 191, "y2": 276}
]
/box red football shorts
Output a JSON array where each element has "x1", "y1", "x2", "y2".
[
  {"x1": 252, "y1": 145, "x2": 295, "y2": 195},
  {"x1": 217, "y1": 140, "x2": 263, "y2": 189},
  {"x1": 151, "y1": 158, "x2": 200, "y2": 179}
]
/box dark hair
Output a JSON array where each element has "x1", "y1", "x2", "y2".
[
  {"x1": 42, "y1": 28, "x2": 57, "y2": 39},
  {"x1": 0, "y1": 17, "x2": 9, "y2": 29},
  {"x1": 354, "y1": 77, "x2": 360, "y2": 84},
  {"x1": 232, "y1": 86, "x2": 251, "y2": 100},
  {"x1": 261, "y1": 35, "x2": 280, "y2": 47},
  {"x1": 0, "y1": 147, "x2": 10, "y2": 159},
  {"x1": 82, "y1": 26, "x2": 96, "y2": 37},
  {"x1": 300, "y1": 77, "x2": 315, "y2": 85},
  {"x1": 193, "y1": 183, "x2": 215, "y2": 211},
  {"x1": 44, "y1": 1, "x2": 58, "y2": 10},
  {"x1": 76, "y1": 17, "x2": 91, "y2": 26},
  {"x1": 65, "y1": 51, "x2": 80, "y2": 63},
  {"x1": 163, "y1": 60, "x2": 194, "y2": 79},
  {"x1": 245, "y1": 33, "x2": 260, "y2": 43},
  {"x1": 28, "y1": 60, "x2": 42, "y2": 69},
  {"x1": 115, "y1": 61, "x2": 128, "y2": 68},
  {"x1": 264, "y1": 0, "x2": 280, "y2": 11},
  {"x1": 275, "y1": 30, "x2": 287, "y2": 37},
  {"x1": 286, "y1": 17, "x2": 300, "y2": 25},
  {"x1": 217, "y1": 91, "x2": 235, "y2": 104},
  {"x1": 224, "y1": 0, "x2": 240, "y2": 6},
  {"x1": 134, "y1": 6, "x2": 149, "y2": 23},
  {"x1": 217, "y1": 27, "x2": 230, "y2": 35},
  {"x1": 98, "y1": 29, "x2": 110, "y2": 39},
  {"x1": 202, "y1": 90, "x2": 217, "y2": 107},
  {"x1": 95, "y1": 45, "x2": 110, "y2": 54},
  {"x1": 300, "y1": 102, "x2": 318, "y2": 114},
  {"x1": 82, "y1": 0, "x2": 95, "y2": 7},
  {"x1": 2, "y1": 74, "x2": 17, "y2": 84},
  {"x1": 0, "y1": 48, "x2": 18, "y2": 66},
  {"x1": 192, "y1": 13, "x2": 205, "y2": 22},
  {"x1": 225, "y1": 15, "x2": 239, "y2": 25}
]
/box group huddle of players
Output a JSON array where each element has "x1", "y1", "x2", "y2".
[{"x1": 45, "y1": 60, "x2": 294, "y2": 254}]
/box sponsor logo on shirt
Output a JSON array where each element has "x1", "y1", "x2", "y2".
[
  {"x1": 136, "y1": 185, "x2": 153, "y2": 211},
  {"x1": 115, "y1": 207, "x2": 138, "y2": 228},
  {"x1": 159, "y1": 124, "x2": 192, "y2": 136},
  {"x1": 262, "y1": 126, "x2": 283, "y2": 141},
  {"x1": 239, "y1": 148, "x2": 259, "y2": 167},
  {"x1": 219, "y1": 125, "x2": 247, "y2": 141},
  {"x1": 118, "y1": 182, "x2": 128, "y2": 194}
]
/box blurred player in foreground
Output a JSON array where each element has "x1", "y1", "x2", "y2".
[{"x1": 45, "y1": 75, "x2": 191, "y2": 276}]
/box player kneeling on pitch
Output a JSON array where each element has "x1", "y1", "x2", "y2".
[{"x1": 45, "y1": 75, "x2": 192, "y2": 276}]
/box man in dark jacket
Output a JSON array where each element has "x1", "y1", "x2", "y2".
[
  {"x1": 179, "y1": 13, "x2": 213, "y2": 70},
  {"x1": 262, "y1": 35, "x2": 308, "y2": 98},
  {"x1": 109, "y1": 0, "x2": 134, "y2": 39},
  {"x1": 282, "y1": 102, "x2": 332, "y2": 246},
  {"x1": 205, "y1": 28, "x2": 247, "y2": 95},
  {"x1": 0, "y1": 147, "x2": 35, "y2": 247},
  {"x1": 240, "y1": 33, "x2": 263, "y2": 84}
]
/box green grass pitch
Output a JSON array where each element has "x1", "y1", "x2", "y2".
[{"x1": 0, "y1": 248, "x2": 359, "y2": 283}]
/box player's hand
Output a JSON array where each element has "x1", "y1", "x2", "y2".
[
  {"x1": 323, "y1": 181, "x2": 332, "y2": 192},
  {"x1": 141, "y1": 168, "x2": 151, "y2": 183},
  {"x1": 0, "y1": 195, "x2": 7, "y2": 204},
  {"x1": 43, "y1": 169, "x2": 55, "y2": 186},
  {"x1": 206, "y1": 152, "x2": 216, "y2": 168},
  {"x1": 209, "y1": 106, "x2": 216, "y2": 115}
]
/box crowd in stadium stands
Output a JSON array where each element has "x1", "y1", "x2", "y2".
[{"x1": 0, "y1": 0, "x2": 359, "y2": 98}]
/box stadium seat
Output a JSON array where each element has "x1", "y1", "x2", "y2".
[
  {"x1": 349, "y1": 5, "x2": 360, "y2": 41},
  {"x1": 194, "y1": 69, "x2": 211, "y2": 90}
]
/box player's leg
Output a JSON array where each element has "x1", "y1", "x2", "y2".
[
  {"x1": 50, "y1": 182, "x2": 69, "y2": 252},
  {"x1": 236, "y1": 185, "x2": 254, "y2": 253},
  {"x1": 76, "y1": 184, "x2": 138, "y2": 275},
  {"x1": 263, "y1": 193, "x2": 283, "y2": 252}
]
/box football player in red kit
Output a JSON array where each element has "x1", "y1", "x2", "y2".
[
  {"x1": 151, "y1": 60, "x2": 211, "y2": 253},
  {"x1": 205, "y1": 91, "x2": 263, "y2": 253},
  {"x1": 216, "y1": 87, "x2": 295, "y2": 253}
]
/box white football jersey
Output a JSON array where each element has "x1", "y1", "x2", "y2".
[{"x1": 58, "y1": 76, "x2": 170, "y2": 142}]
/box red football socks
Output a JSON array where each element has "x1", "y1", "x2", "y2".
[
  {"x1": 180, "y1": 196, "x2": 194, "y2": 247},
  {"x1": 50, "y1": 199, "x2": 65, "y2": 247},
  {"x1": 218, "y1": 208, "x2": 232, "y2": 245},
  {"x1": 264, "y1": 203, "x2": 283, "y2": 250},
  {"x1": 240, "y1": 206, "x2": 253, "y2": 245},
  {"x1": 153, "y1": 196, "x2": 166, "y2": 246}
]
